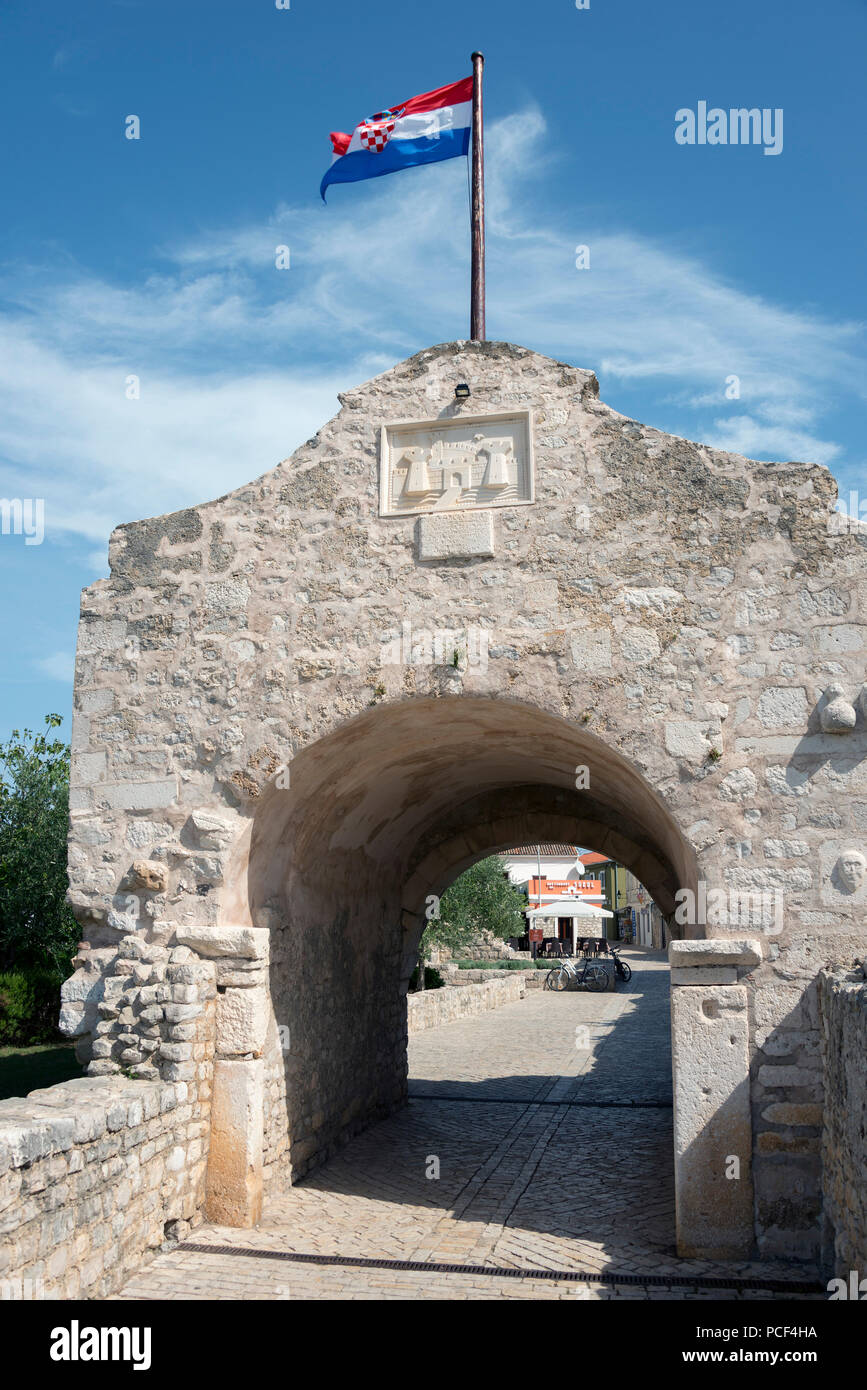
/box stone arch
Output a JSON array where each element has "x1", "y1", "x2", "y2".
[
  {"x1": 215, "y1": 694, "x2": 697, "y2": 1232},
  {"x1": 231, "y1": 693, "x2": 698, "y2": 991}
]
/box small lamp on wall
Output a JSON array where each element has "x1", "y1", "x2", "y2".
[{"x1": 454, "y1": 382, "x2": 471, "y2": 401}]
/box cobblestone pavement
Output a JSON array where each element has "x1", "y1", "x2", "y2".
[{"x1": 116, "y1": 950, "x2": 822, "y2": 1301}]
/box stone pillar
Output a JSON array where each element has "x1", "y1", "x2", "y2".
[
  {"x1": 669, "y1": 938, "x2": 762, "y2": 1260},
  {"x1": 208, "y1": 1057, "x2": 265, "y2": 1227},
  {"x1": 176, "y1": 925, "x2": 270, "y2": 1228}
]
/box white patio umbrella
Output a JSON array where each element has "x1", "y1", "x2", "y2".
[{"x1": 525, "y1": 897, "x2": 614, "y2": 955}]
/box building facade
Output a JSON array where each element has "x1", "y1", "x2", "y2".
[
  {"x1": 503, "y1": 845, "x2": 604, "y2": 949},
  {"x1": 578, "y1": 852, "x2": 628, "y2": 939},
  {"x1": 623, "y1": 867, "x2": 667, "y2": 949}
]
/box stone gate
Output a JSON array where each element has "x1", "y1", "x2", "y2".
[{"x1": 58, "y1": 340, "x2": 867, "y2": 1273}]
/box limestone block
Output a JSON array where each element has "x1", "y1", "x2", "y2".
[
  {"x1": 206, "y1": 1059, "x2": 264, "y2": 1227},
  {"x1": 58, "y1": 1003, "x2": 89, "y2": 1037},
  {"x1": 757, "y1": 1064, "x2": 821, "y2": 1089},
  {"x1": 216, "y1": 958, "x2": 268, "y2": 989},
  {"x1": 670, "y1": 966, "x2": 737, "y2": 986},
  {"x1": 756, "y1": 687, "x2": 808, "y2": 729},
  {"x1": 187, "y1": 809, "x2": 235, "y2": 849},
  {"x1": 97, "y1": 780, "x2": 177, "y2": 812},
  {"x1": 763, "y1": 838, "x2": 809, "y2": 858},
  {"x1": 808, "y1": 623, "x2": 867, "y2": 654},
  {"x1": 205, "y1": 578, "x2": 250, "y2": 615},
  {"x1": 60, "y1": 970, "x2": 104, "y2": 1005},
  {"x1": 126, "y1": 820, "x2": 170, "y2": 851},
  {"x1": 669, "y1": 939, "x2": 762, "y2": 969},
  {"x1": 753, "y1": 982, "x2": 810, "y2": 1032},
  {"x1": 619, "y1": 586, "x2": 683, "y2": 613},
  {"x1": 619, "y1": 625, "x2": 660, "y2": 665},
  {"x1": 77, "y1": 688, "x2": 114, "y2": 714},
  {"x1": 665, "y1": 720, "x2": 718, "y2": 759},
  {"x1": 126, "y1": 860, "x2": 168, "y2": 893},
  {"x1": 761, "y1": 1102, "x2": 822, "y2": 1126},
  {"x1": 717, "y1": 768, "x2": 757, "y2": 802},
  {"x1": 216, "y1": 987, "x2": 268, "y2": 1057},
  {"x1": 76, "y1": 619, "x2": 126, "y2": 655},
  {"x1": 671, "y1": 985, "x2": 754, "y2": 1259},
  {"x1": 570, "y1": 629, "x2": 611, "y2": 673},
  {"x1": 416, "y1": 511, "x2": 495, "y2": 561},
  {"x1": 175, "y1": 925, "x2": 269, "y2": 960},
  {"x1": 71, "y1": 752, "x2": 106, "y2": 786}
]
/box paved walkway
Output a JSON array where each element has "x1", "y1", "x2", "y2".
[{"x1": 116, "y1": 950, "x2": 822, "y2": 1300}]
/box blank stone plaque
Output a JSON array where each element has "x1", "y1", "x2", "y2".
[{"x1": 416, "y1": 511, "x2": 496, "y2": 561}]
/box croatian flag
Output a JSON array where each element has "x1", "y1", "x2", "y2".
[{"x1": 320, "y1": 75, "x2": 472, "y2": 202}]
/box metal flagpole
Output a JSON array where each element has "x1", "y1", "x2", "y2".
[
  {"x1": 534, "y1": 843, "x2": 542, "y2": 961},
  {"x1": 470, "y1": 51, "x2": 486, "y2": 341}
]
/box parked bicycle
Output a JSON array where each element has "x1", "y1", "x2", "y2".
[
  {"x1": 608, "y1": 946, "x2": 632, "y2": 982},
  {"x1": 545, "y1": 956, "x2": 609, "y2": 992}
]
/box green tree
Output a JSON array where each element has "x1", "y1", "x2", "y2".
[
  {"x1": 0, "y1": 715, "x2": 78, "y2": 972},
  {"x1": 423, "y1": 855, "x2": 527, "y2": 962}
]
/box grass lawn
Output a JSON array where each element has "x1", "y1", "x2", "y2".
[{"x1": 0, "y1": 1043, "x2": 83, "y2": 1102}]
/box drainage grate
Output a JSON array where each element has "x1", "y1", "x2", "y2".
[
  {"x1": 179, "y1": 1243, "x2": 823, "y2": 1294},
  {"x1": 408, "y1": 1094, "x2": 673, "y2": 1108}
]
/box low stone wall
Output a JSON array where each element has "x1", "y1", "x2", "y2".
[
  {"x1": 447, "y1": 967, "x2": 534, "y2": 984},
  {"x1": 0, "y1": 1075, "x2": 207, "y2": 1299},
  {"x1": 443, "y1": 961, "x2": 618, "y2": 992},
  {"x1": 818, "y1": 965, "x2": 867, "y2": 1277},
  {"x1": 407, "y1": 975, "x2": 526, "y2": 1033},
  {"x1": 429, "y1": 930, "x2": 526, "y2": 965}
]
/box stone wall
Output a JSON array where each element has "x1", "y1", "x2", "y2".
[
  {"x1": 817, "y1": 964, "x2": 867, "y2": 1277},
  {"x1": 750, "y1": 966, "x2": 824, "y2": 1262},
  {"x1": 60, "y1": 337, "x2": 867, "y2": 1257},
  {"x1": 407, "y1": 975, "x2": 527, "y2": 1033},
  {"x1": 446, "y1": 929, "x2": 524, "y2": 962},
  {"x1": 0, "y1": 1076, "x2": 206, "y2": 1299},
  {"x1": 444, "y1": 965, "x2": 530, "y2": 984},
  {"x1": 262, "y1": 1013, "x2": 289, "y2": 1199}
]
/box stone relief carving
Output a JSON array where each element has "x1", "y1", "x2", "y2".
[
  {"x1": 379, "y1": 410, "x2": 533, "y2": 517},
  {"x1": 822, "y1": 841, "x2": 867, "y2": 903},
  {"x1": 835, "y1": 850, "x2": 867, "y2": 895},
  {"x1": 820, "y1": 683, "x2": 857, "y2": 733}
]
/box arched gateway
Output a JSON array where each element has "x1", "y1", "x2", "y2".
[{"x1": 62, "y1": 341, "x2": 867, "y2": 1269}]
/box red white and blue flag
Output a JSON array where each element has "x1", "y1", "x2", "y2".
[{"x1": 320, "y1": 76, "x2": 472, "y2": 201}]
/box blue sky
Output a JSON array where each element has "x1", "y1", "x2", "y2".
[{"x1": 1, "y1": 0, "x2": 865, "y2": 745}]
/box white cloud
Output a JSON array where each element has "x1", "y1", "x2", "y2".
[
  {"x1": 0, "y1": 105, "x2": 863, "y2": 547},
  {"x1": 0, "y1": 322, "x2": 349, "y2": 541},
  {"x1": 703, "y1": 415, "x2": 842, "y2": 466},
  {"x1": 36, "y1": 652, "x2": 75, "y2": 683}
]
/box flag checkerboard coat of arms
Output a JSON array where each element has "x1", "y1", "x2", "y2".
[
  {"x1": 358, "y1": 107, "x2": 406, "y2": 152},
  {"x1": 319, "y1": 76, "x2": 472, "y2": 201}
]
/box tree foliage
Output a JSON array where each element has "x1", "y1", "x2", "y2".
[
  {"x1": 423, "y1": 855, "x2": 527, "y2": 958},
  {"x1": 0, "y1": 715, "x2": 79, "y2": 972}
]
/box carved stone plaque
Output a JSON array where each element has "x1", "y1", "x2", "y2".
[{"x1": 379, "y1": 409, "x2": 534, "y2": 517}]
